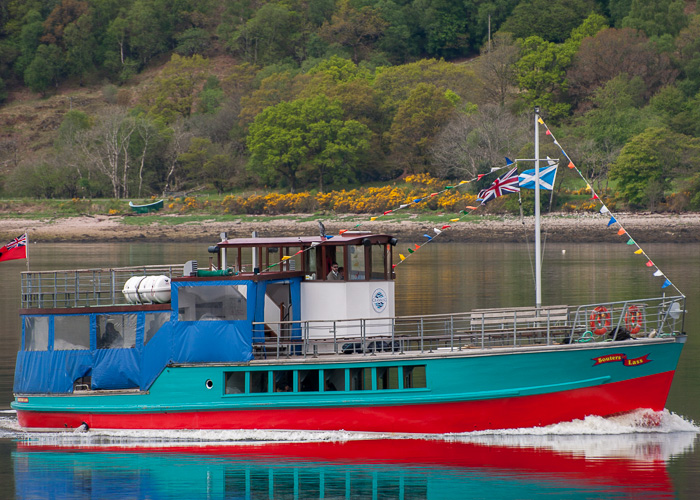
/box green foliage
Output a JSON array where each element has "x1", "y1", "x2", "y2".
[
  {"x1": 56, "y1": 110, "x2": 91, "y2": 149},
  {"x1": 387, "y1": 82, "x2": 456, "y2": 172},
  {"x1": 609, "y1": 127, "x2": 700, "y2": 209},
  {"x1": 581, "y1": 74, "x2": 650, "y2": 151},
  {"x1": 246, "y1": 95, "x2": 371, "y2": 192},
  {"x1": 621, "y1": 0, "x2": 687, "y2": 37},
  {"x1": 144, "y1": 54, "x2": 210, "y2": 123},
  {"x1": 24, "y1": 44, "x2": 65, "y2": 94},
  {"x1": 175, "y1": 28, "x2": 211, "y2": 56},
  {"x1": 515, "y1": 36, "x2": 572, "y2": 119},
  {"x1": 499, "y1": 0, "x2": 598, "y2": 43}
]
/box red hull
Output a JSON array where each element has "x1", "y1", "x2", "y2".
[{"x1": 17, "y1": 370, "x2": 676, "y2": 432}]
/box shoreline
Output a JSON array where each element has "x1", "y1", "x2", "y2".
[{"x1": 2, "y1": 213, "x2": 700, "y2": 244}]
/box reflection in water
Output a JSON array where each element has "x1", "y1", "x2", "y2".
[{"x1": 7, "y1": 410, "x2": 698, "y2": 500}]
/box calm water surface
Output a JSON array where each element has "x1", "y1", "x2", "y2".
[{"x1": 0, "y1": 240, "x2": 699, "y2": 499}]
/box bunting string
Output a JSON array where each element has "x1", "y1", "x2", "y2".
[{"x1": 536, "y1": 116, "x2": 682, "y2": 296}]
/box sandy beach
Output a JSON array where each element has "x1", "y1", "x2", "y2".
[{"x1": 2, "y1": 212, "x2": 700, "y2": 244}]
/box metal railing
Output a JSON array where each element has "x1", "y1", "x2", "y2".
[
  {"x1": 252, "y1": 295, "x2": 686, "y2": 359},
  {"x1": 21, "y1": 265, "x2": 183, "y2": 309}
]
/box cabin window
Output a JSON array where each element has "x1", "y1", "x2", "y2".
[
  {"x1": 225, "y1": 372, "x2": 246, "y2": 394},
  {"x1": 273, "y1": 370, "x2": 293, "y2": 392},
  {"x1": 371, "y1": 245, "x2": 386, "y2": 279},
  {"x1": 144, "y1": 312, "x2": 170, "y2": 345},
  {"x1": 298, "y1": 370, "x2": 320, "y2": 392},
  {"x1": 178, "y1": 285, "x2": 247, "y2": 321},
  {"x1": 347, "y1": 246, "x2": 366, "y2": 280},
  {"x1": 404, "y1": 366, "x2": 427, "y2": 389},
  {"x1": 249, "y1": 371, "x2": 268, "y2": 393},
  {"x1": 376, "y1": 366, "x2": 400, "y2": 390},
  {"x1": 349, "y1": 367, "x2": 372, "y2": 390},
  {"x1": 96, "y1": 314, "x2": 137, "y2": 349},
  {"x1": 24, "y1": 316, "x2": 49, "y2": 351},
  {"x1": 54, "y1": 315, "x2": 90, "y2": 350},
  {"x1": 323, "y1": 369, "x2": 344, "y2": 391}
]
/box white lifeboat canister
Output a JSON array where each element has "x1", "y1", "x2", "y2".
[
  {"x1": 122, "y1": 276, "x2": 146, "y2": 304},
  {"x1": 148, "y1": 275, "x2": 172, "y2": 303}
]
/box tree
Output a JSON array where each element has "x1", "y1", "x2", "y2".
[
  {"x1": 499, "y1": 0, "x2": 597, "y2": 43},
  {"x1": 581, "y1": 74, "x2": 649, "y2": 152},
  {"x1": 230, "y1": 3, "x2": 302, "y2": 65},
  {"x1": 41, "y1": 0, "x2": 89, "y2": 47},
  {"x1": 387, "y1": 83, "x2": 456, "y2": 174},
  {"x1": 318, "y1": 0, "x2": 388, "y2": 64},
  {"x1": 74, "y1": 107, "x2": 137, "y2": 198},
  {"x1": 609, "y1": 127, "x2": 700, "y2": 209},
  {"x1": 431, "y1": 105, "x2": 529, "y2": 179},
  {"x1": 144, "y1": 54, "x2": 210, "y2": 123},
  {"x1": 515, "y1": 36, "x2": 572, "y2": 119},
  {"x1": 477, "y1": 32, "x2": 519, "y2": 106},
  {"x1": 63, "y1": 13, "x2": 97, "y2": 82},
  {"x1": 374, "y1": 59, "x2": 481, "y2": 117},
  {"x1": 621, "y1": 0, "x2": 687, "y2": 37},
  {"x1": 24, "y1": 44, "x2": 65, "y2": 95},
  {"x1": 566, "y1": 28, "x2": 678, "y2": 107},
  {"x1": 247, "y1": 95, "x2": 371, "y2": 192}
]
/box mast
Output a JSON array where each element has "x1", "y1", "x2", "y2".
[{"x1": 534, "y1": 106, "x2": 542, "y2": 308}]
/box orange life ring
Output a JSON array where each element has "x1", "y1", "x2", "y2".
[
  {"x1": 625, "y1": 305, "x2": 643, "y2": 335},
  {"x1": 589, "y1": 306, "x2": 611, "y2": 335}
]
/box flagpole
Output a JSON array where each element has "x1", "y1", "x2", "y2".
[
  {"x1": 25, "y1": 230, "x2": 29, "y2": 271},
  {"x1": 534, "y1": 106, "x2": 542, "y2": 309}
]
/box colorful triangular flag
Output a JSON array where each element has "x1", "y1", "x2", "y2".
[
  {"x1": 662, "y1": 279, "x2": 671, "y2": 289},
  {"x1": 607, "y1": 216, "x2": 617, "y2": 227}
]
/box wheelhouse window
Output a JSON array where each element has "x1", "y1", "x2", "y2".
[
  {"x1": 347, "y1": 246, "x2": 366, "y2": 280},
  {"x1": 178, "y1": 285, "x2": 247, "y2": 321},
  {"x1": 24, "y1": 316, "x2": 49, "y2": 351},
  {"x1": 54, "y1": 315, "x2": 90, "y2": 350},
  {"x1": 96, "y1": 314, "x2": 137, "y2": 349}
]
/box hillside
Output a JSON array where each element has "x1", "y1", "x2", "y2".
[{"x1": 2, "y1": 1, "x2": 700, "y2": 214}]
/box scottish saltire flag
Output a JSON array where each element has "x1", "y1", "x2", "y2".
[
  {"x1": 518, "y1": 164, "x2": 558, "y2": 191},
  {"x1": 0, "y1": 233, "x2": 27, "y2": 262},
  {"x1": 478, "y1": 167, "x2": 520, "y2": 204}
]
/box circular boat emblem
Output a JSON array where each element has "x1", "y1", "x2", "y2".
[{"x1": 371, "y1": 288, "x2": 388, "y2": 313}]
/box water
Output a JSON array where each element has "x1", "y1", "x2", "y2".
[{"x1": 0, "y1": 241, "x2": 699, "y2": 498}]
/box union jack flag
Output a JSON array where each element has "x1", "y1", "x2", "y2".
[
  {"x1": 6, "y1": 233, "x2": 26, "y2": 250},
  {"x1": 0, "y1": 232, "x2": 27, "y2": 262},
  {"x1": 478, "y1": 167, "x2": 520, "y2": 204}
]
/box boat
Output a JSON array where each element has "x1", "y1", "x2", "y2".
[
  {"x1": 11, "y1": 110, "x2": 687, "y2": 432},
  {"x1": 129, "y1": 199, "x2": 164, "y2": 213}
]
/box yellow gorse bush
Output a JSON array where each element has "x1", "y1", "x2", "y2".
[{"x1": 177, "y1": 175, "x2": 480, "y2": 215}]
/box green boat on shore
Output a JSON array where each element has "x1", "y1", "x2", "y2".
[{"x1": 129, "y1": 199, "x2": 164, "y2": 213}]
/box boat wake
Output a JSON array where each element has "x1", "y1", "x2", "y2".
[{"x1": 0, "y1": 408, "x2": 697, "y2": 460}]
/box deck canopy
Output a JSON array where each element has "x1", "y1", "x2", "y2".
[{"x1": 216, "y1": 232, "x2": 397, "y2": 281}]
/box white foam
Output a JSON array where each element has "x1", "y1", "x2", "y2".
[{"x1": 2, "y1": 409, "x2": 697, "y2": 462}]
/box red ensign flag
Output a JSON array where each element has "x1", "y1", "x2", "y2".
[{"x1": 0, "y1": 233, "x2": 27, "y2": 262}]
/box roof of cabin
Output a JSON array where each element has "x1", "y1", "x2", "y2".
[{"x1": 218, "y1": 232, "x2": 394, "y2": 248}]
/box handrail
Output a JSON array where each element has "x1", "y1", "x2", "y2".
[
  {"x1": 252, "y1": 295, "x2": 685, "y2": 359},
  {"x1": 21, "y1": 264, "x2": 183, "y2": 309}
]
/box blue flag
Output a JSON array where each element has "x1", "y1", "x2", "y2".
[{"x1": 518, "y1": 164, "x2": 557, "y2": 190}]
